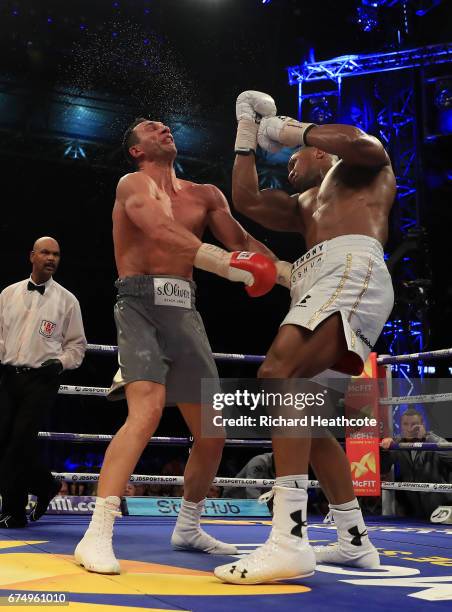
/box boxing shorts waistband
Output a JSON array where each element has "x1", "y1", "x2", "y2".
[
  {"x1": 115, "y1": 274, "x2": 197, "y2": 308},
  {"x1": 292, "y1": 234, "x2": 384, "y2": 271}
]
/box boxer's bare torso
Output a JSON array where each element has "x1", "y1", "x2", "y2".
[
  {"x1": 233, "y1": 128, "x2": 397, "y2": 249},
  {"x1": 295, "y1": 160, "x2": 396, "y2": 248},
  {"x1": 113, "y1": 168, "x2": 272, "y2": 280},
  {"x1": 113, "y1": 173, "x2": 213, "y2": 278}
]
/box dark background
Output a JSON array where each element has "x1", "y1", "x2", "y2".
[{"x1": 1, "y1": 0, "x2": 451, "y2": 474}]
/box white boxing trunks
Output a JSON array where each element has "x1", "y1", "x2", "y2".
[{"x1": 281, "y1": 234, "x2": 394, "y2": 375}]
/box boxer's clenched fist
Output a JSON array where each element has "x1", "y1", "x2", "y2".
[
  {"x1": 230, "y1": 251, "x2": 277, "y2": 297},
  {"x1": 236, "y1": 90, "x2": 277, "y2": 123},
  {"x1": 194, "y1": 243, "x2": 276, "y2": 297},
  {"x1": 235, "y1": 90, "x2": 277, "y2": 154}
]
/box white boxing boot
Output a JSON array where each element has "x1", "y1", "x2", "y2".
[
  {"x1": 214, "y1": 485, "x2": 316, "y2": 584},
  {"x1": 74, "y1": 496, "x2": 122, "y2": 574},
  {"x1": 171, "y1": 498, "x2": 237, "y2": 555},
  {"x1": 314, "y1": 503, "x2": 380, "y2": 568}
]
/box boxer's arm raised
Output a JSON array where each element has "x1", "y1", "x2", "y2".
[
  {"x1": 304, "y1": 124, "x2": 390, "y2": 168},
  {"x1": 259, "y1": 117, "x2": 389, "y2": 168},
  {"x1": 232, "y1": 154, "x2": 303, "y2": 232}
]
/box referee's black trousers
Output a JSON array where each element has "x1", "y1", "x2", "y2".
[{"x1": 0, "y1": 366, "x2": 60, "y2": 517}]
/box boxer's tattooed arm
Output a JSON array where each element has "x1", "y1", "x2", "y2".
[{"x1": 232, "y1": 155, "x2": 303, "y2": 233}]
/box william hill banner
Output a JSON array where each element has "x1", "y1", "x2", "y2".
[{"x1": 345, "y1": 352, "x2": 381, "y2": 496}]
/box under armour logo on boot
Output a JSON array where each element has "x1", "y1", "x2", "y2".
[
  {"x1": 229, "y1": 565, "x2": 237, "y2": 574},
  {"x1": 349, "y1": 525, "x2": 368, "y2": 546},
  {"x1": 240, "y1": 569, "x2": 248, "y2": 579},
  {"x1": 290, "y1": 510, "x2": 307, "y2": 538}
]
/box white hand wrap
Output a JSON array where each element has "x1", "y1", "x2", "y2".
[
  {"x1": 193, "y1": 243, "x2": 253, "y2": 285},
  {"x1": 235, "y1": 118, "x2": 259, "y2": 154},
  {"x1": 275, "y1": 260, "x2": 292, "y2": 289}
]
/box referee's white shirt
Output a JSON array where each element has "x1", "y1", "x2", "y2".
[{"x1": 0, "y1": 277, "x2": 87, "y2": 369}]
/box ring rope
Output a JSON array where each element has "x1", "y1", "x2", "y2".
[
  {"x1": 87, "y1": 342, "x2": 452, "y2": 365},
  {"x1": 57, "y1": 384, "x2": 452, "y2": 406},
  {"x1": 378, "y1": 348, "x2": 452, "y2": 364},
  {"x1": 59, "y1": 385, "x2": 108, "y2": 396},
  {"x1": 38, "y1": 431, "x2": 452, "y2": 451},
  {"x1": 379, "y1": 392, "x2": 452, "y2": 405},
  {"x1": 38, "y1": 431, "x2": 271, "y2": 447},
  {"x1": 86, "y1": 343, "x2": 266, "y2": 363},
  {"x1": 53, "y1": 472, "x2": 452, "y2": 493}
]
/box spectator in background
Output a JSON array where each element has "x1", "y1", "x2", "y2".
[
  {"x1": 123, "y1": 483, "x2": 148, "y2": 497},
  {"x1": 380, "y1": 407, "x2": 452, "y2": 518},
  {"x1": 223, "y1": 452, "x2": 275, "y2": 499},
  {"x1": 59, "y1": 481, "x2": 69, "y2": 496},
  {"x1": 161, "y1": 456, "x2": 186, "y2": 497},
  {"x1": 0, "y1": 237, "x2": 87, "y2": 528},
  {"x1": 207, "y1": 485, "x2": 221, "y2": 499}
]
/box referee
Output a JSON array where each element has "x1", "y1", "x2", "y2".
[{"x1": 0, "y1": 236, "x2": 87, "y2": 528}]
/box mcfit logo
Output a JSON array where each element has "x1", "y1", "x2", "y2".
[{"x1": 350, "y1": 452, "x2": 376, "y2": 478}]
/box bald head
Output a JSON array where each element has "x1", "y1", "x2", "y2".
[
  {"x1": 33, "y1": 236, "x2": 60, "y2": 252},
  {"x1": 288, "y1": 147, "x2": 339, "y2": 193},
  {"x1": 30, "y1": 236, "x2": 61, "y2": 283}
]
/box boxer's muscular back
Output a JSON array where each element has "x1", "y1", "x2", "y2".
[
  {"x1": 113, "y1": 172, "x2": 210, "y2": 278},
  {"x1": 298, "y1": 161, "x2": 396, "y2": 249}
]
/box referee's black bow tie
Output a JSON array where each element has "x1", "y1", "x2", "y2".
[{"x1": 27, "y1": 281, "x2": 45, "y2": 295}]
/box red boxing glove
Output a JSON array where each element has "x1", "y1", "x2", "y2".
[{"x1": 230, "y1": 252, "x2": 277, "y2": 297}]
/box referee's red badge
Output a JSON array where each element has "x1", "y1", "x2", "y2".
[{"x1": 39, "y1": 319, "x2": 56, "y2": 337}]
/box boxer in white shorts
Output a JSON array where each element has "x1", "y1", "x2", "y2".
[{"x1": 215, "y1": 92, "x2": 396, "y2": 585}]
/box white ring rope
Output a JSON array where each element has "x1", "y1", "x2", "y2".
[
  {"x1": 378, "y1": 348, "x2": 452, "y2": 364},
  {"x1": 57, "y1": 384, "x2": 452, "y2": 406},
  {"x1": 52, "y1": 472, "x2": 452, "y2": 493},
  {"x1": 379, "y1": 392, "x2": 452, "y2": 405}
]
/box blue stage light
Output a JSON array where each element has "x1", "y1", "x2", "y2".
[
  {"x1": 356, "y1": 5, "x2": 379, "y2": 32},
  {"x1": 434, "y1": 82, "x2": 452, "y2": 109},
  {"x1": 439, "y1": 109, "x2": 452, "y2": 134},
  {"x1": 309, "y1": 98, "x2": 334, "y2": 124}
]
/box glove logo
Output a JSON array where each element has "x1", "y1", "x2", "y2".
[{"x1": 39, "y1": 320, "x2": 56, "y2": 338}]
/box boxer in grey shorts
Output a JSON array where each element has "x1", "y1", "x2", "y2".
[
  {"x1": 74, "y1": 117, "x2": 282, "y2": 574},
  {"x1": 108, "y1": 275, "x2": 218, "y2": 404}
]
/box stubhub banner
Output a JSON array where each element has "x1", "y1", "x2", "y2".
[
  {"x1": 23, "y1": 495, "x2": 270, "y2": 517},
  {"x1": 125, "y1": 497, "x2": 271, "y2": 517}
]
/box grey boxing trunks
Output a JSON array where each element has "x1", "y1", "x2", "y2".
[{"x1": 107, "y1": 275, "x2": 219, "y2": 405}]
